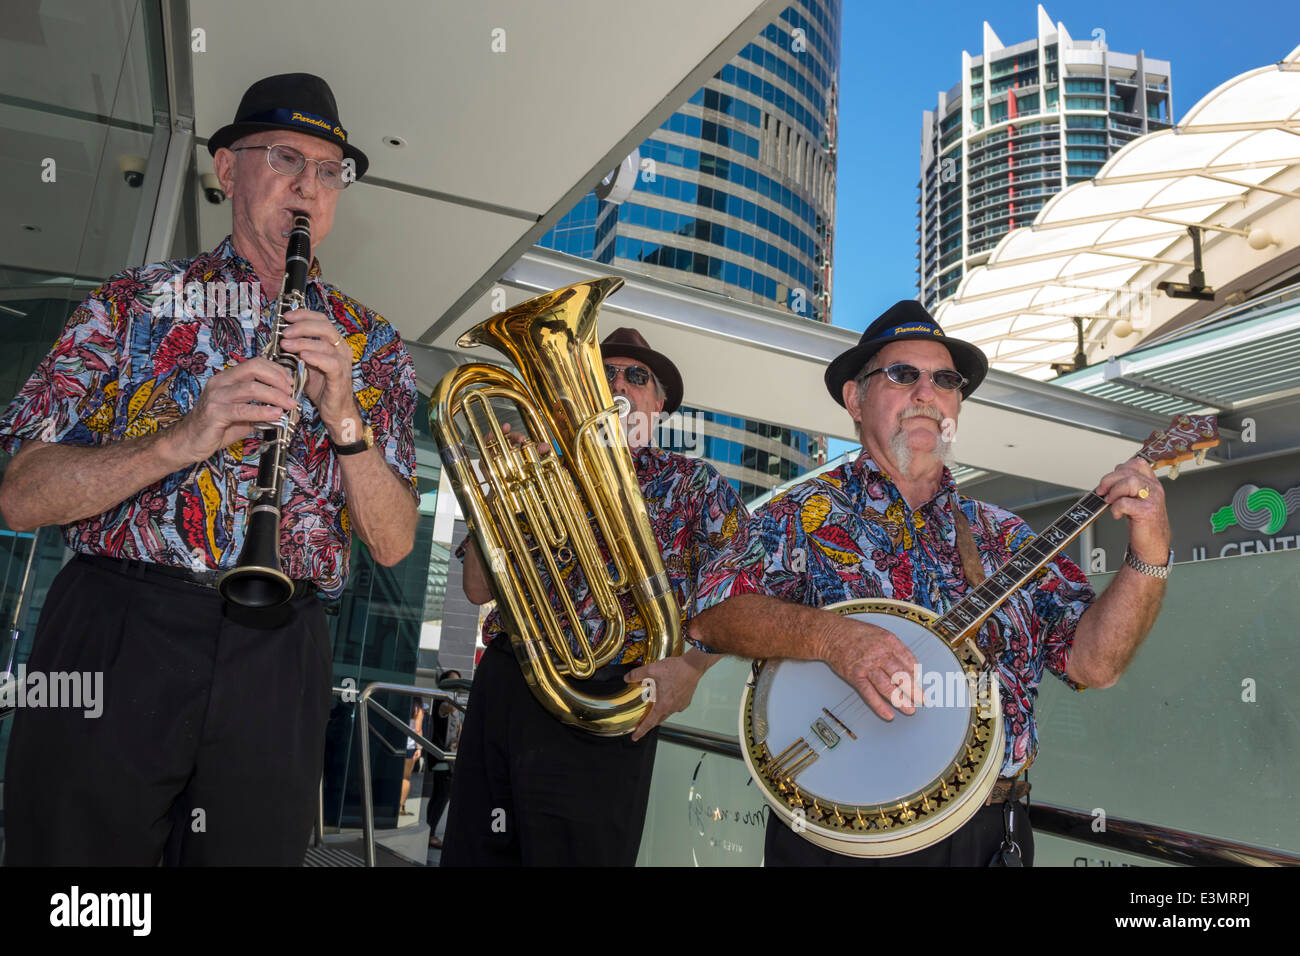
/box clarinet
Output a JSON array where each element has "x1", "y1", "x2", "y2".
[{"x1": 217, "y1": 212, "x2": 311, "y2": 608}]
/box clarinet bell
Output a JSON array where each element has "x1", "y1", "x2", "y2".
[{"x1": 217, "y1": 508, "x2": 296, "y2": 608}]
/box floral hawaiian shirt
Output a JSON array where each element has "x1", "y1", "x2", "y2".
[
  {"x1": 462, "y1": 445, "x2": 747, "y2": 666},
  {"x1": 696, "y1": 452, "x2": 1096, "y2": 776},
  {"x1": 0, "y1": 237, "x2": 418, "y2": 598}
]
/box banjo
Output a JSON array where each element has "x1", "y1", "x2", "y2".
[{"x1": 740, "y1": 413, "x2": 1219, "y2": 858}]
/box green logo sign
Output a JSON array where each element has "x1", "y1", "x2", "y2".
[{"x1": 1211, "y1": 483, "x2": 1300, "y2": 535}]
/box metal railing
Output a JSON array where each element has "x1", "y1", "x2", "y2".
[
  {"x1": 322, "y1": 680, "x2": 469, "y2": 866},
  {"x1": 655, "y1": 722, "x2": 1300, "y2": 868},
  {"x1": 0, "y1": 532, "x2": 40, "y2": 725},
  {"x1": 1025, "y1": 802, "x2": 1300, "y2": 867}
]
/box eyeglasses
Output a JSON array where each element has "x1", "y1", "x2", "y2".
[
  {"x1": 862, "y1": 363, "x2": 967, "y2": 392},
  {"x1": 604, "y1": 363, "x2": 652, "y2": 387},
  {"x1": 230, "y1": 143, "x2": 351, "y2": 190}
]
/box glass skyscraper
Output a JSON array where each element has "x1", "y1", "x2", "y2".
[
  {"x1": 918, "y1": 6, "x2": 1173, "y2": 309},
  {"x1": 541, "y1": 0, "x2": 840, "y2": 501}
]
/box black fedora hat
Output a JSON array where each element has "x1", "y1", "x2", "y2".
[
  {"x1": 207, "y1": 73, "x2": 369, "y2": 179},
  {"x1": 601, "y1": 328, "x2": 684, "y2": 413},
  {"x1": 825, "y1": 300, "x2": 988, "y2": 403}
]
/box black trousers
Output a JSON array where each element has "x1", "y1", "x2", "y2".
[
  {"x1": 426, "y1": 764, "x2": 453, "y2": 834},
  {"x1": 764, "y1": 798, "x2": 1035, "y2": 866},
  {"x1": 3, "y1": 555, "x2": 332, "y2": 866},
  {"x1": 440, "y1": 638, "x2": 659, "y2": 866}
]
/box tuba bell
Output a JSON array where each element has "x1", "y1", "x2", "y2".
[{"x1": 430, "y1": 277, "x2": 682, "y2": 737}]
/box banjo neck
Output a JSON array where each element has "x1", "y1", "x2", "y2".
[
  {"x1": 932, "y1": 411, "x2": 1221, "y2": 650},
  {"x1": 933, "y1": 489, "x2": 1109, "y2": 648}
]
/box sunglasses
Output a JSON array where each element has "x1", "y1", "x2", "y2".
[
  {"x1": 604, "y1": 363, "x2": 652, "y2": 387},
  {"x1": 862, "y1": 363, "x2": 967, "y2": 392},
  {"x1": 230, "y1": 143, "x2": 351, "y2": 190}
]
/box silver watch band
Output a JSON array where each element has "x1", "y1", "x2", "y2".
[{"x1": 1124, "y1": 545, "x2": 1173, "y2": 579}]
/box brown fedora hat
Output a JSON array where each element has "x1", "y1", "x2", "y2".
[{"x1": 600, "y1": 328, "x2": 684, "y2": 413}]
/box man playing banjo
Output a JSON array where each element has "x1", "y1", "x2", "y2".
[{"x1": 690, "y1": 300, "x2": 1173, "y2": 866}]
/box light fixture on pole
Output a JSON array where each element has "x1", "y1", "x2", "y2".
[{"x1": 1157, "y1": 226, "x2": 1216, "y2": 301}]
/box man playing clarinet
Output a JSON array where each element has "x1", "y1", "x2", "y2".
[{"x1": 0, "y1": 73, "x2": 417, "y2": 865}]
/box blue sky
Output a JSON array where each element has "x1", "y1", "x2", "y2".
[{"x1": 831, "y1": 0, "x2": 1300, "y2": 334}]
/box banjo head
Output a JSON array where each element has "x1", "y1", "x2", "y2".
[{"x1": 740, "y1": 598, "x2": 1004, "y2": 858}]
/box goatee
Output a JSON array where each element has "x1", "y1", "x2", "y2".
[{"x1": 889, "y1": 408, "x2": 955, "y2": 478}]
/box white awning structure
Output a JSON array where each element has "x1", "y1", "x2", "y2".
[{"x1": 936, "y1": 43, "x2": 1300, "y2": 380}]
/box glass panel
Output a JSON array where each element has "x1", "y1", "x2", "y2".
[
  {"x1": 1032, "y1": 548, "x2": 1300, "y2": 862},
  {"x1": 0, "y1": 0, "x2": 168, "y2": 788},
  {"x1": 0, "y1": 526, "x2": 66, "y2": 771},
  {"x1": 0, "y1": 0, "x2": 165, "y2": 285},
  {"x1": 322, "y1": 391, "x2": 449, "y2": 830}
]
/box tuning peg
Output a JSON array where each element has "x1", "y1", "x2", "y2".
[
  {"x1": 1194, "y1": 448, "x2": 1206, "y2": 466},
  {"x1": 1169, "y1": 461, "x2": 1182, "y2": 480}
]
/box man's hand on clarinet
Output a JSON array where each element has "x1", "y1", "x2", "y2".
[
  {"x1": 280, "y1": 308, "x2": 355, "y2": 432},
  {"x1": 168, "y1": 358, "x2": 296, "y2": 463}
]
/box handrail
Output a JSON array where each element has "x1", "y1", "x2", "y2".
[
  {"x1": 655, "y1": 722, "x2": 1300, "y2": 868},
  {"x1": 365, "y1": 716, "x2": 409, "y2": 757},
  {"x1": 1, "y1": 533, "x2": 41, "y2": 724},
  {"x1": 658, "y1": 723, "x2": 743, "y2": 759},
  {"x1": 354, "y1": 681, "x2": 466, "y2": 867},
  {"x1": 1026, "y1": 801, "x2": 1300, "y2": 867}
]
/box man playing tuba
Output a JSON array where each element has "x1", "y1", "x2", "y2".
[{"x1": 441, "y1": 328, "x2": 747, "y2": 866}]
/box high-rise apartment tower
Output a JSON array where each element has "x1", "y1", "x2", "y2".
[{"x1": 918, "y1": 4, "x2": 1172, "y2": 309}]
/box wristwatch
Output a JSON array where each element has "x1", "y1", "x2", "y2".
[
  {"x1": 1124, "y1": 545, "x2": 1174, "y2": 579},
  {"x1": 332, "y1": 422, "x2": 375, "y2": 456}
]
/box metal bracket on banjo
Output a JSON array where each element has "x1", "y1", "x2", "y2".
[{"x1": 810, "y1": 717, "x2": 841, "y2": 748}]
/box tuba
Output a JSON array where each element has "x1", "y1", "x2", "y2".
[
  {"x1": 431, "y1": 278, "x2": 682, "y2": 736},
  {"x1": 218, "y1": 212, "x2": 311, "y2": 608}
]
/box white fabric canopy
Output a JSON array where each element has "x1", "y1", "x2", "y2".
[{"x1": 936, "y1": 44, "x2": 1300, "y2": 379}]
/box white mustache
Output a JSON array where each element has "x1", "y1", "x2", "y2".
[{"x1": 898, "y1": 406, "x2": 943, "y2": 424}]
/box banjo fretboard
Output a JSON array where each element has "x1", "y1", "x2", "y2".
[{"x1": 932, "y1": 490, "x2": 1109, "y2": 647}]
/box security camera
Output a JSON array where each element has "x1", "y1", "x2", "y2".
[
  {"x1": 119, "y1": 155, "x2": 146, "y2": 188},
  {"x1": 200, "y1": 172, "x2": 226, "y2": 205}
]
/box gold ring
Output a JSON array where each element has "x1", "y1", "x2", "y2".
[
  {"x1": 332, "y1": 337, "x2": 342, "y2": 348},
  {"x1": 1138, "y1": 487, "x2": 1149, "y2": 499}
]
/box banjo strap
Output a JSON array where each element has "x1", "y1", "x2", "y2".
[
  {"x1": 952, "y1": 501, "x2": 1006, "y2": 656},
  {"x1": 952, "y1": 502, "x2": 986, "y2": 587}
]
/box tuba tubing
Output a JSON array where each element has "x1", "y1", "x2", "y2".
[{"x1": 431, "y1": 278, "x2": 682, "y2": 736}]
